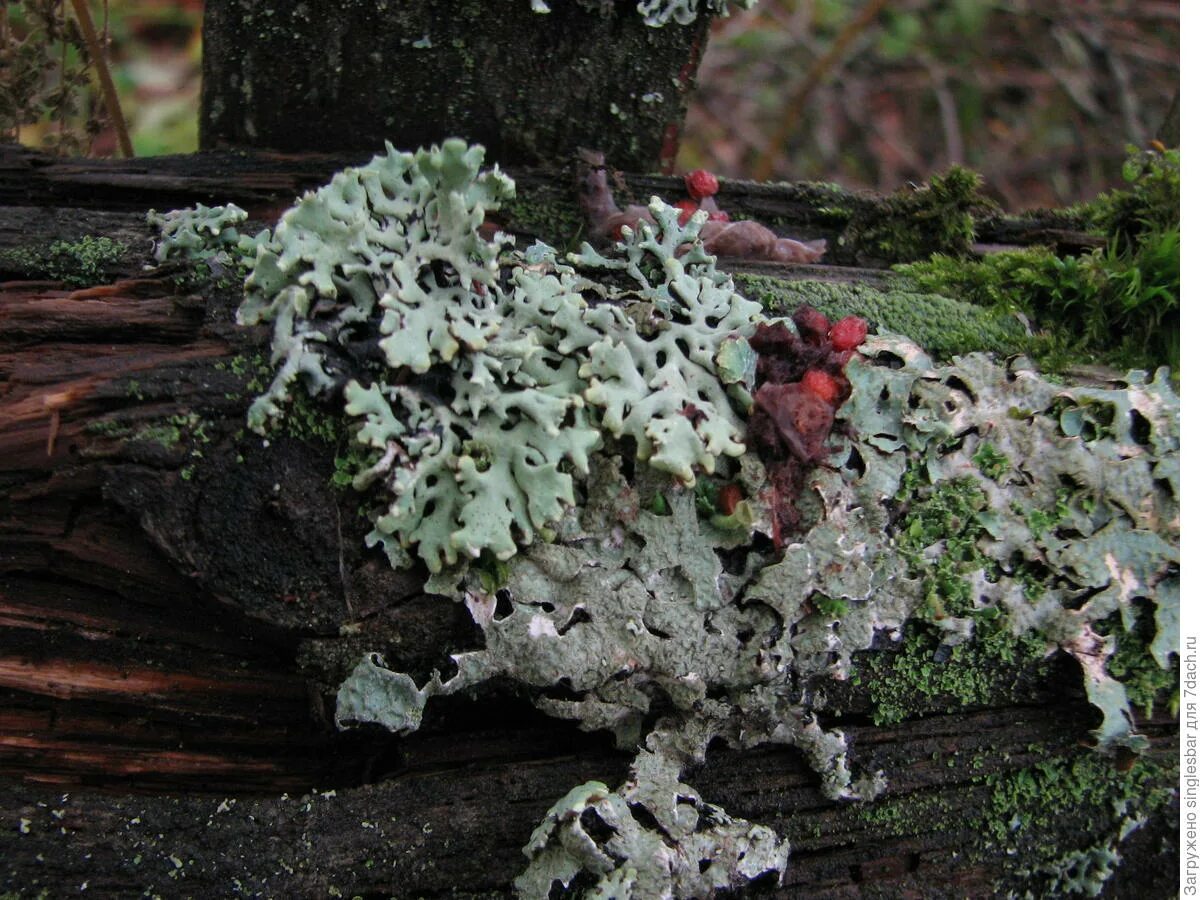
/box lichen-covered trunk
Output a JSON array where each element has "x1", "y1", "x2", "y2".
[{"x1": 200, "y1": 0, "x2": 710, "y2": 172}]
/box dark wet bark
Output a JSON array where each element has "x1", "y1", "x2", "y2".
[{"x1": 200, "y1": 0, "x2": 710, "y2": 172}]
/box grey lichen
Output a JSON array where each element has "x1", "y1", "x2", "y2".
[
  {"x1": 211, "y1": 139, "x2": 1179, "y2": 898},
  {"x1": 515, "y1": 762, "x2": 787, "y2": 899},
  {"x1": 842, "y1": 340, "x2": 1178, "y2": 750},
  {"x1": 335, "y1": 652, "x2": 428, "y2": 734}
]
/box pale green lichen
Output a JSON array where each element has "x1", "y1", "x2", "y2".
[
  {"x1": 147, "y1": 202, "x2": 265, "y2": 264},
  {"x1": 239, "y1": 144, "x2": 757, "y2": 572}
]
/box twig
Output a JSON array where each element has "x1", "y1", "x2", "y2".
[
  {"x1": 751, "y1": 0, "x2": 888, "y2": 182},
  {"x1": 67, "y1": 0, "x2": 132, "y2": 158},
  {"x1": 1078, "y1": 20, "x2": 1144, "y2": 145},
  {"x1": 0, "y1": 5, "x2": 9, "y2": 142},
  {"x1": 922, "y1": 55, "x2": 963, "y2": 166}
]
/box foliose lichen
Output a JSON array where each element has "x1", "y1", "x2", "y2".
[
  {"x1": 235, "y1": 140, "x2": 758, "y2": 577},
  {"x1": 147, "y1": 202, "x2": 265, "y2": 265},
  {"x1": 156, "y1": 137, "x2": 1180, "y2": 899}
]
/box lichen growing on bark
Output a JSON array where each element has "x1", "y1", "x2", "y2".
[
  {"x1": 234, "y1": 143, "x2": 758, "y2": 573},
  {"x1": 145, "y1": 138, "x2": 1179, "y2": 899}
]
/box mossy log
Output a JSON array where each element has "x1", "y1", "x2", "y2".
[
  {"x1": 0, "y1": 144, "x2": 1176, "y2": 898},
  {"x1": 0, "y1": 142, "x2": 1103, "y2": 264}
]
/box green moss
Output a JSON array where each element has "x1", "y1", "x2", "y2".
[
  {"x1": 84, "y1": 419, "x2": 133, "y2": 439},
  {"x1": 227, "y1": 353, "x2": 274, "y2": 394},
  {"x1": 897, "y1": 475, "x2": 992, "y2": 620},
  {"x1": 279, "y1": 392, "x2": 342, "y2": 446},
  {"x1": 330, "y1": 443, "x2": 376, "y2": 490},
  {"x1": 474, "y1": 549, "x2": 512, "y2": 593},
  {"x1": 735, "y1": 274, "x2": 1029, "y2": 360},
  {"x1": 894, "y1": 246, "x2": 1059, "y2": 309},
  {"x1": 855, "y1": 622, "x2": 1049, "y2": 726},
  {"x1": 132, "y1": 413, "x2": 212, "y2": 451},
  {"x1": 1011, "y1": 487, "x2": 1072, "y2": 542},
  {"x1": 501, "y1": 180, "x2": 586, "y2": 250},
  {"x1": 893, "y1": 148, "x2": 1179, "y2": 372},
  {"x1": 851, "y1": 789, "x2": 956, "y2": 837},
  {"x1": 812, "y1": 593, "x2": 850, "y2": 619},
  {"x1": 971, "y1": 442, "x2": 1009, "y2": 480},
  {"x1": 1082, "y1": 146, "x2": 1180, "y2": 246},
  {"x1": 134, "y1": 422, "x2": 185, "y2": 449},
  {"x1": 836, "y1": 165, "x2": 987, "y2": 264},
  {"x1": 0, "y1": 236, "x2": 128, "y2": 287},
  {"x1": 976, "y1": 752, "x2": 1173, "y2": 858}
]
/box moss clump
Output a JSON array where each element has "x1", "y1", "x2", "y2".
[
  {"x1": 132, "y1": 413, "x2": 212, "y2": 452},
  {"x1": 855, "y1": 622, "x2": 1049, "y2": 726},
  {"x1": 971, "y1": 441, "x2": 1009, "y2": 480},
  {"x1": 735, "y1": 274, "x2": 1028, "y2": 360},
  {"x1": 895, "y1": 242, "x2": 1178, "y2": 372},
  {"x1": 894, "y1": 245, "x2": 1059, "y2": 308},
  {"x1": 0, "y1": 236, "x2": 128, "y2": 287},
  {"x1": 896, "y1": 475, "x2": 994, "y2": 620},
  {"x1": 1080, "y1": 145, "x2": 1180, "y2": 246},
  {"x1": 851, "y1": 790, "x2": 956, "y2": 837},
  {"x1": 83, "y1": 419, "x2": 133, "y2": 439},
  {"x1": 895, "y1": 148, "x2": 1179, "y2": 372},
  {"x1": 277, "y1": 392, "x2": 343, "y2": 446},
  {"x1": 837, "y1": 165, "x2": 987, "y2": 264}
]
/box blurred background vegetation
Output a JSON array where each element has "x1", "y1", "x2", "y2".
[
  {"x1": 2, "y1": 0, "x2": 1179, "y2": 211},
  {"x1": 683, "y1": 0, "x2": 1178, "y2": 209}
]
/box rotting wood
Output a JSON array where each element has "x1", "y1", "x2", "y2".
[{"x1": 0, "y1": 142, "x2": 1103, "y2": 257}]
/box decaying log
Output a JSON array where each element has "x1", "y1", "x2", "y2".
[
  {"x1": 0, "y1": 143, "x2": 1104, "y2": 258},
  {"x1": 0, "y1": 144, "x2": 1176, "y2": 897}
]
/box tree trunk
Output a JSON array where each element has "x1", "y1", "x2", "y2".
[
  {"x1": 200, "y1": 0, "x2": 710, "y2": 172},
  {"x1": 0, "y1": 144, "x2": 1177, "y2": 898}
]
